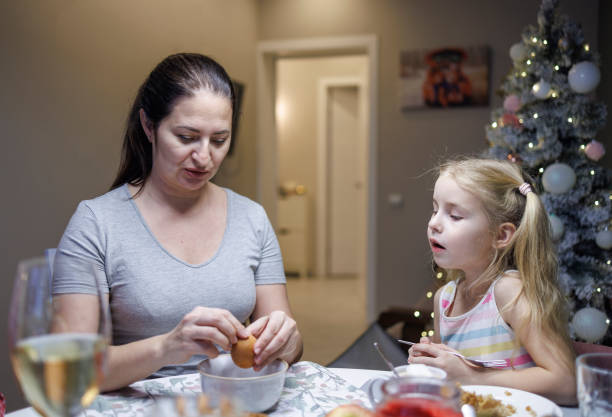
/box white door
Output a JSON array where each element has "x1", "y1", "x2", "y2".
[{"x1": 327, "y1": 86, "x2": 366, "y2": 276}]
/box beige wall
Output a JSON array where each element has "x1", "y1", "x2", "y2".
[
  {"x1": 257, "y1": 0, "x2": 602, "y2": 314},
  {"x1": 277, "y1": 55, "x2": 368, "y2": 272},
  {"x1": 0, "y1": 0, "x2": 257, "y2": 410}
]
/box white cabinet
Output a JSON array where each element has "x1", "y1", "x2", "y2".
[{"x1": 277, "y1": 195, "x2": 308, "y2": 277}]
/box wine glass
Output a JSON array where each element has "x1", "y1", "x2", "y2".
[{"x1": 8, "y1": 256, "x2": 110, "y2": 417}]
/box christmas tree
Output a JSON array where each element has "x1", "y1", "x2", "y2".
[{"x1": 485, "y1": 0, "x2": 612, "y2": 344}]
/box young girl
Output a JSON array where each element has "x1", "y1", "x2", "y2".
[{"x1": 408, "y1": 157, "x2": 576, "y2": 405}]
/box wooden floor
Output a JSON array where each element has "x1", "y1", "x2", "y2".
[{"x1": 286, "y1": 275, "x2": 368, "y2": 366}]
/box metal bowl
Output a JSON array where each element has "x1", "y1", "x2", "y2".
[{"x1": 197, "y1": 354, "x2": 288, "y2": 412}]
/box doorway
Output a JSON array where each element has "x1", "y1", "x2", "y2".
[
  {"x1": 320, "y1": 80, "x2": 367, "y2": 277},
  {"x1": 256, "y1": 36, "x2": 378, "y2": 324}
]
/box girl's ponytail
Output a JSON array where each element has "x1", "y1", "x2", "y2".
[{"x1": 507, "y1": 181, "x2": 575, "y2": 373}]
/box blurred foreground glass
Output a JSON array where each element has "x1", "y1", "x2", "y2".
[
  {"x1": 577, "y1": 353, "x2": 612, "y2": 417},
  {"x1": 369, "y1": 377, "x2": 473, "y2": 417},
  {"x1": 8, "y1": 257, "x2": 110, "y2": 417}
]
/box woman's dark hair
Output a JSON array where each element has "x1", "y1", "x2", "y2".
[{"x1": 111, "y1": 53, "x2": 237, "y2": 190}]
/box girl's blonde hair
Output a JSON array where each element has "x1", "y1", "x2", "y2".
[{"x1": 437, "y1": 157, "x2": 574, "y2": 372}]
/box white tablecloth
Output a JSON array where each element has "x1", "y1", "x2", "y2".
[{"x1": 7, "y1": 363, "x2": 579, "y2": 417}]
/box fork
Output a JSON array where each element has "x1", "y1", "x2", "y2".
[{"x1": 397, "y1": 339, "x2": 507, "y2": 368}]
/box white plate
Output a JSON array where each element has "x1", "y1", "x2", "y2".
[{"x1": 462, "y1": 385, "x2": 563, "y2": 417}]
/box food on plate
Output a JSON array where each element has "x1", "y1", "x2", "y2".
[
  {"x1": 231, "y1": 335, "x2": 257, "y2": 368},
  {"x1": 460, "y1": 389, "x2": 516, "y2": 417},
  {"x1": 325, "y1": 404, "x2": 374, "y2": 417}
]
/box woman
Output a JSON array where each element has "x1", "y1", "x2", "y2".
[{"x1": 53, "y1": 53, "x2": 303, "y2": 391}]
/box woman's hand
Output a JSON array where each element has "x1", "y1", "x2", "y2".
[
  {"x1": 408, "y1": 337, "x2": 481, "y2": 381},
  {"x1": 246, "y1": 310, "x2": 300, "y2": 371},
  {"x1": 161, "y1": 306, "x2": 249, "y2": 364}
]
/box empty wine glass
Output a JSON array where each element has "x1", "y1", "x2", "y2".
[{"x1": 8, "y1": 256, "x2": 110, "y2": 417}]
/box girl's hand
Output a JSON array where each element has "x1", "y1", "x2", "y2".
[
  {"x1": 246, "y1": 310, "x2": 300, "y2": 371},
  {"x1": 408, "y1": 340, "x2": 480, "y2": 381},
  {"x1": 161, "y1": 306, "x2": 249, "y2": 364}
]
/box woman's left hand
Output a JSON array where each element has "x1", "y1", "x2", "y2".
[{"x1": 246, "y1": 310, "x2": 300, "y2": 371}]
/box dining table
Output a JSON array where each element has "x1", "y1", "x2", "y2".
[{"x1": 7, "y1": 361, "x2": 580, "y2": 417}]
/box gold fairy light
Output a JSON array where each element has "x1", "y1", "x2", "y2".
[
  {"x1": 430, "y1": 312, "x2": 435, "y2": 318},
  {"x1": 539, "y1": 167, "x2": 545, "y2": 173},
  {"x1": 428, "y1": 330, "x2": 434, "y2": 337},
  {"x1": 526, "y1": 59, "x2": 532, "y2": 65},
  {"x1": 519, "y1": 118, "x2": 524, "y2": 124},
  {"x1": 607, "y1": 260, "x2": 611, "y2": 265},
  {"x1": 607, "y1": 319, "x2": 611, "y2": 325},
  {"x1": 426, "y1": 291, "x2": 433, "y2": 298},
  {"x1": 568, "y1": 117, "x2": 573, "y2": 123},
  {"x1": 436, "y1": 272, "x2": 443, "y2": 279},
  {"x1": 543, "y1": 39, "x2": 548, "y2": 45},
  {"x1": 528, "y1": 142, "x2": 534, "y2": 149},
  {"x1": 580, "y1": 144, "x2": 587, "y2": 150},
  {"x1": 591, "y1": 171, "x2": 596, "y2": 177},
  {"x1": 551, "y1": 91, "x2": 557, "y2": 98},
  {"x1": 491, "y1": 121, "x2": 498, "y2": 128},
  {"x1": 554, "y1": 65, "x2": 560, "y2": 71},
  {"x1": 421, "y1": 331, "x2": 427, "y2": 337},
  {"x1": 414, "y1": 311, "x2": 421, "y2": 318},
  {"x1": 597, "y1": 287, "x2": 602, "y2": 293},
  {"x1": 533, "y1": 113, "x2": 539, "y2": 119},
  {"x1": 531, "y1": 52, "x2": 536, "y2": 57},
  {"x1": 584, "y1": 44, "x2": 590, "y2": 51},
  {"x1": 521, "y1": 71, "x2": 527, "y2": 77},
  {"x1": 532, "y1": 36, "x2": 538, "y2": 43}
]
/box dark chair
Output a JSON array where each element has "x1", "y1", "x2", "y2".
[
  {"x1": 574, "y1": 341, "x2": 612, "y2": 355},
  {"x1": 377, "y1": 306, "x2": 434, "y2": 351},
  {"x1": 326, "y1": 322, "x2": 408, "y2": 370}
]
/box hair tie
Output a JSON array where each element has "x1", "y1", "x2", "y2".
[{"x1": 518, "y1": 182, "x2": 532, "y2": 196}]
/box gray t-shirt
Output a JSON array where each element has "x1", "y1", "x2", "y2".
[{"x1": 53, "y1": 184, "x2": 286, "y2": 376}]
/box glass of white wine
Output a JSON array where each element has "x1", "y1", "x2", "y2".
[{"x1": 8, "y1": 256, "x2": 110, "y2": 417}]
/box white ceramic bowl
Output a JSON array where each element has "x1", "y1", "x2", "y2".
[
  {"x1": 198, "y1": 354, "x2": 288, "y2": 412},
  {"x1": 394, "y1": 364, "x2": 447, "y2": 379}
]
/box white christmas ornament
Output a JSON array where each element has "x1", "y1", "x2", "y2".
[
  {"x1": 595, "y1": 230, "x2": 612, "y2": 250},
  {"x1": 509, "y1": 42, "x2": 528, "y2": 61},
  {"x1": 532, "y1": 79, "x2": 551, "y2": 99},
  {"x1": 568, "y1": 61, "x2": 601, "y2": 93},
  {"x1": 548, "y1": 214, "x2": 564, "y2": 241},
  {"x1": 542, "y1": 163, "x2": 576, "y2": 194},
  {"x1": 572, "y1": 307, "x2": 609, "y2": 342}
]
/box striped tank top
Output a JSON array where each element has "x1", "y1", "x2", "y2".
[{"x1": 439, "y1": 277, "x2": 535, "y2": 369}]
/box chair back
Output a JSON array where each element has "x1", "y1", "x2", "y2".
[
  {"x1": 327, "y1": 322, "x2": 408, "y2": 370},
  {"x1": 573, "y1": 341, "x2": 612, "y2": 356}
]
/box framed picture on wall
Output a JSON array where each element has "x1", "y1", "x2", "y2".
[{"x1": 399, "y1": 45, "x2": 490, "y2": 109}]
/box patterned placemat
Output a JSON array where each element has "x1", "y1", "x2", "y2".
[{"x1": 84, "y1": 361, "x2": 368, "y2": 417}]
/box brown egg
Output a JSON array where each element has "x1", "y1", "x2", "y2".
[{"x1": 231, "y1": 335, "x2": 257, "y2": 368}]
